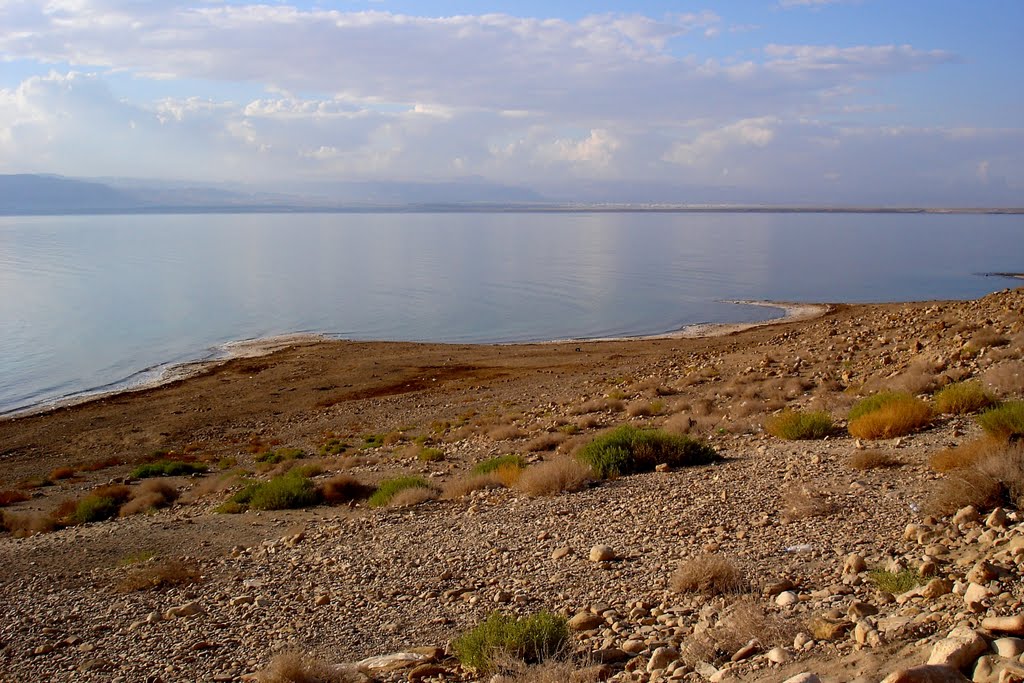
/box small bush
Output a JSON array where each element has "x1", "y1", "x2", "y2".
[
  {"x1": 74, "y1": 495, "x2": 121, "y2": 524},
  {"x1": 848, "y1": 392, "x2": 931, "y2": 439},
  {"x1": 926, "y1": 443, "x2": 1024, "y2": 515},
  {"x1": 670, "y1": 554, "x2": 746, "y2": 595},
  {"x1": 317, "y1": 474, "x2": 375, "y2": 504},
  {"x1": 119, "y1": 480, "x2": 179, "y2": 516},
  {"x1": 626, "y1": 400, "x2": 663, "y2": 418},
  {"x1": 868, "y1": 568, "x2": 923, "y2": 594},
  {"x1": 570, "y1": 397, "x2": 624, "y2": 415},
  {"x1": 367, "y1": 476, "x2": 429, "y2": 508},
  {"x1": 473, "y1": 455, "x2": 527, "y2": 476},
  {"x1": 576, "y1": 426, "x2": 718, "y2": 479},
  {"x1": 49, "y1": 466, "x2": 76, "y2": 480},
  {"x1": 255, "y1": 448, "x2": 305, "y2": 464},
  {"x1": 781, "y1": 483, "x2": 836, "y2": 521},
  {"x1": 452, "y1": 611, "x2": 569, "y2": 673},
  {"x1": 848, "y1": 450, "x2": 902, "y2": 470},
  {"x1": 253, "y1": 651, "x2": 364, "y2": 683},
  {"x1": 441, "y1": 474, "x2": 502, "y2": 499},
  {"x1": 417, "y1": 447, "x2": 445, "y2": 462},
  {"x1": 0, "y1": 490, "x2": 30, "y2": 507},
  {"x1": 977, "y1": 401, "x2": 1024, "y2": 439},
  {"x1": 320, "y1": 438, "x2": 348, "y2": 456},
  {"x1": 1, "y1": 511, "x2": 56, "y2": 536},
  {"x1": 765, "y1": 410, "x2": 834, "y2": 440},
  {"x1": 487, "y1": 425, "x2": 526, "y2": 441},
  {"x1": 524, "y1": 433, "x2": 567, "y2": 452},
  {"x1": 231, "y1": 471, "x2": 321, "y2": 511},
  {"x1": 387, "y1": 486, "x2": 436, "y2": 508},
  {"x1": 930, "y1": 437, "x2": 1003, "y2": 472},
  {"x1": 934, "y1": 381, "x2": 998, "y2": 415},
  {"x1": 131, "y1": 460, "x2": 207, "y2": 479},
  {"x1": 79, "y1": 456, "x2": 124, "y2": 472},
  {"x1": 117, "y1": 558, "x2": 201, "y2": 592},
  {"x1": 514, "y1": 458, "x2": 592, "y2": 497}
]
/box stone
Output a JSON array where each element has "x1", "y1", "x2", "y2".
[
  {"x1": 921, "y1": 579, "x2": 953, "y2": 599},
  {"x1": 230, "y1": 595, "x2": 254, "y2": 607},
  {"x1": 968, "y1": 561, "x2": 1000, "y2": 585},
  {"x1": 568, "y1": 613, "x2": 605, "y2": 631},
  {"x1": 987, "y1": 508, "x2": 1008, "y2": 529},
  {"x1": 314, "y1": 594, "x2": 331, "y2": 606},
  {"x1": 782, "y1": 675, "x2": 822, "y2": 683},
  {"x1": 730, "y1": 639, "x2": 759, "y2": 662},
  {"x1": 927, "y1": 627, "x2": 987, "y2": 670},
  {"x1": 551, "y1": 547, "x2": 571, "y2": 560},
  {"x1": 954, "y1": 506, "x2": 981, "y2": 526},
  {"x1": 847, "y1": 601, "x2": 879, "y2": 619},
  {"x1": 646, "y1": 646, "x2": 678, "y2": 672},
  {"x1": 408, "y1": 664, "x2": 447, "y2": 682},
  {"x1": 165, "y1": 602, "x2": 204, "y2": 619},
  {"x1": 810, "y1": 614, "x2": 852, "y2": 641},
  {"x1": 766, "y1": 647, "x2": 790, "y2": 664},
  {"x1": 982, "y1": 616, "x2": 1024, "y2": 635},
  {"x1": 591, "y1": 648, "x2": 631, "y2": 664},
  {"x1": 776, "y1": 591, "x2": 799, "y2": 607},
  {"x1": 971, "y1": 655, "x2": 1024, "y2": 683},
  {"x1": 622, "y1": 639, "x2": 646, "y2": 654},
  {"x1": 844, "y1": 553, "x2": 868, "y2": 574},
  {"x1": 854, "y1": 620, "x2": 882, "y2": 648},
  {"x1": 765, "y1": 579, "x2": 796, "y2": 596},
  {"x1": 992, "y1": 637, "x2": 1024, "y2": 657},
  {"x1": 589, "y1": 545, "x2": 616, "y2": 562},
  {"x1": 880, "y1": 665, "x2": 971, "y2": 683},
  {"x1": 357, "y1": 653, "x2": 428, "y2": 672},
  {"x1": 965, "y1": 583, "x2": 993, "y2": 610}
]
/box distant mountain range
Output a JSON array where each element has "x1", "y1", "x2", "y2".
[{"x1": 0, "y1": 174, "x2": 549, "y2": 214}]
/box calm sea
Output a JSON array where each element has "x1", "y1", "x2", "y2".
[{"x1": 0, "y1": 211, "x2": 1021, "y2": 415}]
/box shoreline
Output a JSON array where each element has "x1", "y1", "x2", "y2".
[{"x1": 1, "y1": 302, "x2": 826, "y2": 422}]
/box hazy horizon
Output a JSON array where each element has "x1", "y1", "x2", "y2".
[{"x1": 1, "y1": 1, "x2": 1022, "y2": 205}]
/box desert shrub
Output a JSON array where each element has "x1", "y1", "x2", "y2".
[
  {"x1": 441, "y1": 474, "x2": 501, "y2": 500},
  {"x1": 387, "y1": 486, "x2": 436, "y2": 508},
  {"x1": 417, "y1": 447, "x2": 445, "y2": 462},
  {"x1": 983, "y1": 361, "x2": 1024, "y2": 396},
  {"x1": 1, "y1": 511, "x2": 57, "y2": 536},
  {"x1": 120, "y1": 480, "x2": 179, "y2": 516},
  {"x1": 0, "y1": 490, "x2": 30, "y2": 507},
  {"x1": 496, "y1": 660, "x2": 602, "y2": 683},
  {"x1": 570, "y1": 397, "x2": 624, "y2": 415},
  {"x1": 71, "y1": 484, "x2": 132, "y2": 524},
  {"x1": 49, "y1": 466, "x2": 76, "y2": 480},
  {"x1": 452, "y1": 611, "x2": 569, "y2": 673},
  {"x1": 576, "y1": 426, "x2": 718, "y2": 479},
  {"x1": 930, "y1": 437, "x2": 1004, "y2": 472},
  {"x1": 847, "y1": 450, "x2": 902, "y2": 470},
  {"x1": 934, "y1": 381, "x2": 998, "y2": 415},
  {"x1": 255, "y1": 448, "x2": 304, "y2": 464},
  {"x1": 671, "y1": 554, "x2": 746, "y2": 595},
  {"x1": 966, "y1": 328, "x2": 1010, "y2": 353},
  {"x1": 253, "y1": 651, "x2": 364, "y2": 683},
  {"x1": 680, "y1": 598, "x2": 797, "y2": 667},
  {"x1": 317, "y1": 474, "x2": 375, "y2": 504},
  {"x1": 867, "y1": 568, "x2": 923, "y2": 594},
  {"x1": 847, "y1": 392, "x2": 931, "y2": 439},
  {"x1": 781, "y1": 483, "x2": 836, "y2": 521},
  {"x1": 765, "y1": 410, "x2": 834, "y2": 440},
  {"x1": 926, "y1": 443, "x2": 1024, "y2": 515},
  {"x1": 524, "y1": 433, "x2": 566, "y2": 452},
  {"x1": 473, "y1": 455, "x2": 527, "y2": 476},
  {"x1": 626, "y1": 400, "x2": 663, "y2": 418},
  {"x1": 885, "y1": 361, "x2": 940, "y2": 396},
  {"x1": 117, "y1": 558, "x2": 201, "y2": 592},
  {"x1": 319, "y1": 438, "x2": 348, "y2": 456},
  {"x1": 231, "y1": 471, "x2": 321, "y2": 511},
  {"x1": 79, "y1": 456, "x2": 124, "y2": 472},
  {"x1": 977, "y1": 401, "x2": 1024, "y2": 439},
  {"x1": 367, "y1": 476, "x2": 429, "y2": 508},
  {"x1": 487, "y1": 425, "x2": 526, "y2": 441},
  {"x1": 131, "y1": 460, "x2": 207, "y2": 479},
  {"x1": 514, "y1": 458, "x2": 592, "y2": 497}
]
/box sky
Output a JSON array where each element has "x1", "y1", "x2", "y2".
[{"x1": 0, "y1": 0, "x2": 1022, "y2": 204}]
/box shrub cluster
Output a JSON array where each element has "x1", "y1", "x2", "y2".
[
  {"x1": 670, "y1": 554, "x2": 746, "y2": 595},
  {"x1": 229, "y1": 470, "x2": 321, "y2": 511},
  {"x1": 367, "y1": 476, "x2": 430, "y2": 508},
  {"x1": 452, "y1": 611, "x2": 569, "y2": 673},
  {"x1": 977, "y1": 401, "x2": 1024, "y2": 439},
  {"x1": 933, "y1": 381, "x2": 997, "y2": 415},
  {"x1": 131, "y1": 459, "x2": 207, "y2": 479},
  {"x1": 847, "y1": 392, "x2": 931, "y2": 439},
  {"x1": 765, "y1": 410, "x2": 834, "y2": 440},
  {"x1": 576, "y1": 426, "x2": 718, "y2": 479}
]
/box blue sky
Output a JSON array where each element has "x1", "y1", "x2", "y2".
[{"x1": 1, "y1": 0, "x2": 1021, "y2": 203}]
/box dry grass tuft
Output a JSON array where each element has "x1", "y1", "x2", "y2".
[
  {"x1": 764, "y1": 410, "x2": 834, "y2": 440},
  {"x1": 0, "y1": 490, "x2": 30, "y2": 507},
  {"x1": 847, "y1": 392, "x2": 931, "y2": 439},
  {"x1": 570, "y1": 397, "x2": 624, "y2": 415},
  {"x1": 847, "y1": 450, "x2": 902, "y2": 470},
  {"x1": 514, "y1": 458, "x2": 592, "y2": 497},
  {"x1": 983, "y1": 361, "x2": 1024, "y2": 397},
  {"x1": 387, "y1": 486, "x2": 437, "y2": 508},
  {"x1": 441, "y1": 474, "x2": 502, "y2": 500},
  {"x1": 781, "y1": 483, "x2": 836, "y2": 521},
  {"x1": 930, "y1": 437, "x2": 1004, "y2": 472},
  {"x1": 117, "y1": 558, "x2": 201, "y2": 592},
  {"x1": 49, "y1": 466, "x2": 76, "y2": 480},
  {"x1": 926, "y1": 442, "x2": 1024, "y2": 515},
  {"x1": 965, "y1": 328, "x2": 1010, "y2": 353},
  {"x1": 0, "y1": 510, "x2": 57, "y2": 536},
  {"x1": 977, "y1": 401, "x2": 1024, "y2": 439},
  {"x1": 670, "y1": 554, "x2": 746, "y2": 595},
  {"x1": 525, "y1": 432, "x2": 567, "y2": 452},
  {"x1": 884, "y1": 360, "x2": 940, "y2": 396},
  {"x1": 934, "y1": 381, "x2": 998, "y2": 415},
  {"x1": 120, "y1": 480, "x2": 179, "y2": 517},
  {"x1": 493, "y1": 659, "x2": 602, "y2": 683},
  {"x1": 253, "y1": 651, "x2": 363, "y2": 683},
  {"x1": 487, "y1": 425, "x2": 526, "y2": 441},
  {"x1": 625, "y1": 400, "x2": 663, "y2": 418},
  {"x1": 681, "y1": 598, "x2": 798, "y2": 666}
]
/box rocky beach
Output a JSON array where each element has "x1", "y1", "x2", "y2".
[{"x1": 1, "y1": 287, "x2": 1023, "y2": 683}]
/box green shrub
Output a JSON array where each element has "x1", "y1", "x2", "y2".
[
  {"x1": 867, "y1": 568, "x2": 923, "y2": 594},
  {"x1": 254, "y1": 447, "x2": 304, "y2": 464},
  {"x1": 368, "y1": 476, "x2": 429, "y2": 508},
  {"x1": 229, "y1": 471, "x2": 320, "y2": 511},
  {"x1": 361, "y1": 434, "x2": 386, "y2": 449},
  {"x1": 849, "y1": 392, "x2": 912, "y2": 421},
  {"x1": 576, "y1": 426, "x2": 718, "y2": 479},
  {"x1": 74, "y1": 495, "x2": 122, "y2": 524},
  {"x1": 131, "y1": 460, "x2": 208, "y2": 479},
  {"x1": 765, "y1": 410, "x2": 834, "y2": 440},
  {"x1": 977, "y1": 401, "x2": 1024, "y2": 439},
  {"x1": 934, "y1": 381, "x2": 998, "y2": 415},
  {"x1": 452, "y1": 611, "x2": 569, "y2": 673},
  {"x1": 418, "y1": 447, "x2": 445, "y2": 462},
  {"x1": 472, "y1": 455, "x2": 527, "y2": 476},
  {"x1": 319, "y1": 438, "x2": 348, "y2": 456}
]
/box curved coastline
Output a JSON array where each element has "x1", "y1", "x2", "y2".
[{"x1": 0, "y1": 303, "x2": 829, "y2": 421}]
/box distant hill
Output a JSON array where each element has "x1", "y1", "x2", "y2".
[{"x1": 0, "y1": 174, "x2": 144, "y2": 213}]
